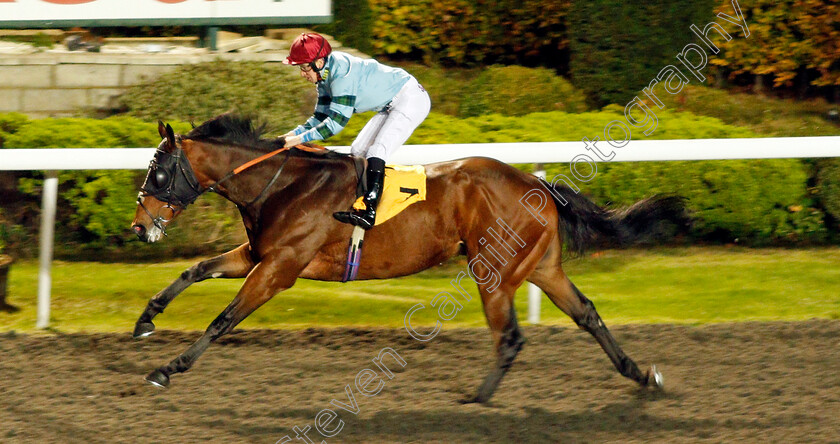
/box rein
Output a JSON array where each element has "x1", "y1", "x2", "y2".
[{"x1": 205, "y1": 143, "x2": 328, "y2": 196}]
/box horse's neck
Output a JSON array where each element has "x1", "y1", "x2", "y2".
[{"x1": 185, "y1": 141, "x2": 351, "y2": 209}]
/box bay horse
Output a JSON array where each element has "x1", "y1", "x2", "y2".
[{"x1": 132, "y1": 114, "x2": 686, "y2": 402}]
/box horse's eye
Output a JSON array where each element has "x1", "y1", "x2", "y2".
[{"x1": 153, "y1": 169, "x2": 169, "y2": 188}]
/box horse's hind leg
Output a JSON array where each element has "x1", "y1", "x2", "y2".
[
  {"x1": 134, "y1": 242, "x2": 255, "y2": 338},
  {"x1": 462, "y1": 285, "x2": 526, "y2": 404},
  {"x1": 529, "y1": 261, "x2": 662, "y2": 389}
]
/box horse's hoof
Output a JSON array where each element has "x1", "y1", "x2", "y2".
[
  {"x1": 458, "y1": 393, "x2": 490, "y2": 405},
  {"x1": 145, "y1": 369, "x2": 170, "y2": 388},
  {"x1": 133, "y1": 321, "x2": 156, "y2": 338},
  {"x1": 648, "y1": 365, "x2": 664, "y2": 389}
]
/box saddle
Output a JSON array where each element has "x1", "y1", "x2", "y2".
[
  {"x1": 350, "y1": 158, "x2": 426, "y2": 226},
  {"x1": 342, "y1": 157, "x2": 427, "y2": 282}
]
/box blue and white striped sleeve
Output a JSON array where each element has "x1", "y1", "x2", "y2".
[
  {"x1": 292, "y1": 85, "x2": 332, "y2": 135},
  {"x1": 299, "y1": 79, "x2": 357, "y2": 142}
]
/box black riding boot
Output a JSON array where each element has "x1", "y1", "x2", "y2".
[{"x1": 334, "y1": 157, "x2": 385, "y2": 230}]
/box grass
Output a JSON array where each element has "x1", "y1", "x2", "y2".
[
  {"x1": 1, "y1": 247, "x2": 839, "y2": 333},
  {"x1": 0, "y1": 34, "x2": 55, "y2": 48}
]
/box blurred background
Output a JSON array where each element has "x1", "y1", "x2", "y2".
[
  {"x1": 0, "y1": 1, "x2": 839, "y2": 442},
  {"x1": 1, "y1": 0, "x2": 839, "y2": 264},
  {"x1": 2, "y1": 0, "x2": 839, "y2": 324}
]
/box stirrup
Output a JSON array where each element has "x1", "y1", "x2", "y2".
[{"x1": 333, "y1": 209, "x2": 375, "y2": 229}]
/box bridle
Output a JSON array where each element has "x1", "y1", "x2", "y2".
[
  {"x1": 138, "y1": 146, "x2": 203, "y2": 236},
  {"x1": 138, "y1": 139, "x2": 326, "y2": 235},
  {"x1": 136, "y1": 198, "x2": 180, "y2": 236}
]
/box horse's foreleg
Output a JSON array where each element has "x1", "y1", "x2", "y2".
[
  {"x1": 144, "y1": 256, "x2": 292, "y2": 388},
  {"x1": 134, "y1": 243, "x2": 255, "y2": 338},
  {"x1": 462, "y1": 290, "x2": 525, "y2": 404},
  {"x1": 531, "y1": 269, "x2": 662, "y2": 389}
]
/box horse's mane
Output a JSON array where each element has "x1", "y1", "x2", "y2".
[{"x1": 183, "y1": 113, "x2": 349, "y2": 159}]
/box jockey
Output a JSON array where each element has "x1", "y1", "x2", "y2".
[{"x1": 281, "y1": 32, "x2": 431, "y2": 230}]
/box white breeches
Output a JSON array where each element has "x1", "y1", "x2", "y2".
[{"x1": 350, "y1": 77, "x2": 431, "y2": 161}]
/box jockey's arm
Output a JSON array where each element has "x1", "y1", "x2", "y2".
[
  {"x1": 296, "y1": 78, "x2": 357, "y2": 144},
  {"x1": 283, "y1": 97, "x2": 356, "y2": 148},
  {"x1": 283, "y1": 83, "x2": 331, "y2": 138}
]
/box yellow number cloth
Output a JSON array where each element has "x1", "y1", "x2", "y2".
[{"x1": 352, "y1": 165, "x2": 426, "y2": 226}]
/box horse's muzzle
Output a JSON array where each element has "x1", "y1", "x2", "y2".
[{"x1": 135, "y1": 223, "x2": 164, "y2": 243}]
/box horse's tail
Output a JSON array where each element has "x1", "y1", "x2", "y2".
[{"x1": 543, "y1": 181, "x2": 690, "y2": 256}]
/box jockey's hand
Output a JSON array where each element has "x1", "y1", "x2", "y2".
[{"x1": 283, "y1": 134, "x2": 302, "y2": 149}]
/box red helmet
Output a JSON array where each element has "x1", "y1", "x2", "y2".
[{"x1": 284, "y1": 33, "x2": 332, "y2": 65}]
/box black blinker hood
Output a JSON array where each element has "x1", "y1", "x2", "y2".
[{"x1": 140, "y1": 148, "x2": 204, "y2": 208}]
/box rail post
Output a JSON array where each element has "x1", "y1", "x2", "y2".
[
  {"x1": 36, "y1": 171, "x2": 58, "y2": 329},
  {"x1": 528, "y1": 163, "x2": 546, "y2": 324}
]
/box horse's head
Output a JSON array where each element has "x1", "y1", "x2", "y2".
[{"x1": 132, "y1": 121, "x2": 204, "y2": 243}]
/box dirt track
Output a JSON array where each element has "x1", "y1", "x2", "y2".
[{"x1": 1, "y1": 321, "x2": 838, "y2": 443}]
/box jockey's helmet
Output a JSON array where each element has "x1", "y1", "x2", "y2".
[{"x1": 284, "y1": 33, "x2": 332, "y2": 65}]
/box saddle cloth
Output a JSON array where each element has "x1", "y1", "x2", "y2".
[{"x1": 352, "y1": 165, "x2": 426, "y2": 226}]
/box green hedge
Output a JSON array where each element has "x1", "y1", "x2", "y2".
[
  {"x1": 314, "y1": 0, "x2": 374, "y2": 55},
  {"x1": 366, "y1": 0, "x2": 720, "y2": 105},
  {"x1": 574, "y1": 160, "x2": 825, "y2": 244},
  {"x1": 119, "y1": 60, "x2": 591, "y2": 122},
  {"x1": 818, "y1": 158, "x2": 840, "y2": 227},
  {"x1": 370, "y1": 0, "x2": 570, "y2": 67},
  {"x1": 362, "y1": 0, "x2": 839, "y2": 102},
  {"x1": 7, "y1": 116, "x2": 185, "y2": 244},
  {"x1": 568, "y1": 0, "x2": 716, "y2": 106},
  {"x1": 0, "y1": 108, "x2": 831, "y2": 258},
  {"x1": 0, "y1": 112, "x2": 28, "y2": 147},
  {"x1": 328, "y1": 106, "x2": 756, "y2": 145},
  {"x1": 328, "y1": 108, "x2": 826, "y2": 244},
  {"x1": 0, "y1": 208, "x2": 6, "y2": 254},
  {"x1": 119, "y1": 61, "x2": 314, "y2": 131},
  {"x1": 458, "y1": 66, "x2": 588, "y2": 117},
  {"x1": 1, "y1": 115, "x2": 244, "y2": 259}
]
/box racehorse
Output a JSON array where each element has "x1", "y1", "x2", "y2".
[{"x1": 132, "y1": 114, "x2": 686, "y2": 402}]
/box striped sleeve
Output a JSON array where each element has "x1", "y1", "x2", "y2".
[
  {"x1": 300, "y1": 94, "x2": 356, "y2": 142},
  {"x1": 292, "y1": 86, "x2": 332, "y2": 135}
]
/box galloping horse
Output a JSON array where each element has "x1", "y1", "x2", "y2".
[{"x1": 132, "y1": 114, "x2": 686, "y2": 402}]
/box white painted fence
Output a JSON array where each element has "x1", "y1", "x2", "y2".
[{"x1": 1, "y1": 136, "x2": 839, "y2": 328}]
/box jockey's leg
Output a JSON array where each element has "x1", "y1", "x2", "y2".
[
  {"x1": 333, "y1": 110, "x2": 386, "y2": 228},
  {"x1": 333, "y1": 157, "x2": 384, "y2": 229},
  {"x1": 364, "y1": 77, "x2": 431, "y2": 162},
  {"x1": 350, "y1": 111, "x2": 387, "y2": 158},
  {"x1": 334, "y1": 77, "x2": 430, "y2": 230}
]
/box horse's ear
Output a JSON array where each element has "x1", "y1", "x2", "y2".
[
  {"x1": 165, "y1": 123, "x2": 176, "y2": 151},
  {"x1": 158, "y1": 120, "x2": 167, "y2": 139}
]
